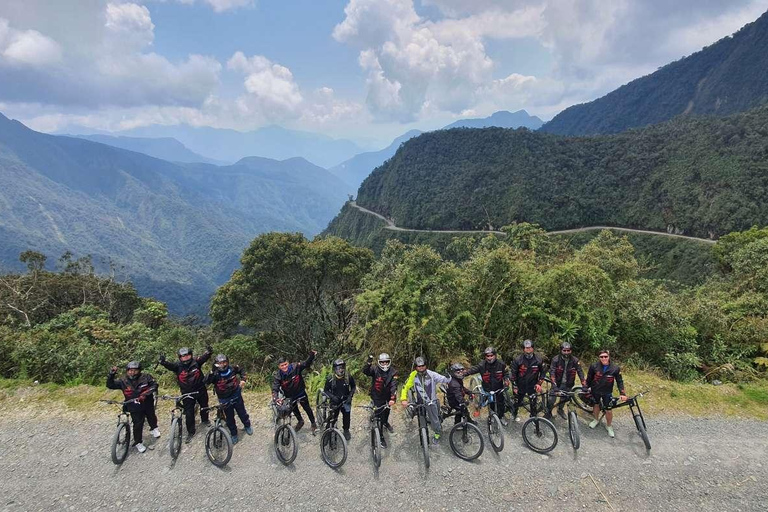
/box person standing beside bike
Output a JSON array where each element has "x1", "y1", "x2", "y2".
[
  {"x1": 544, "y1": 342, "x2": 586, "y2": 420},
  {"x1": 510, "y1": 339, "x2": 544, "y2": 422},
  {"x1": 446, "y1": 363, "x2": 475, "y2": 425},
  {"x1": 464, "y1": 347, "x2": 510, "y2": 425},
  {"x1": 323, "y1": 359, "x2": 356, "y2": 440},
  {"x1": 400, "y1": 356, "x2": 451, "y2": 445},
  {"x1": 206, "y1": 354, "x2": 252, "y2": 444},
  {"x1": 271, "y1": 350, "x2": 318, "y2": 434},
  {"x1": 106, "y1": 361, "x2": 160, "y2": 453},
  {"x1": 362, "y1": 353, "x2": 397, "y2": 448},
  {"x1": 158, "y1": 346, "x2": 213, "y2": 443},
  {"x1": 586, "y1": 349, "x2": 627, "y2": 438}
]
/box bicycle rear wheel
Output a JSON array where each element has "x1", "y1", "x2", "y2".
[
  {"x1": 315, "y1": 390, "x2": 327, "y2": 427},
  {"x1": 522, "y1": 417, "x2": 558, "y2": 454},
  {"x1": 449, "y1": 421, "x2": 484, "y2": 461},
  {"x1": 634, "y1": 414, "x2": 651, "y2": 451},
  {"x1": 571, "y1": 387, "x2": 594, "y2": 413},
  {"x1": 420, "y1": 427, "x2": 430, "y2": 469},
  {"x1": 320, "y1": 427, "x2": 347, "y2": 469},
  {"x1": 568, "y1": 410, "x2": 580, "y2": 450},
  {"x1": 274, "y1": 424, "x2": 298, "y2": 465},
  {"x1": 205, "y1": 426, "x2": 233, "y2": 467},
  {"x1": 111, "y1": 421, "x2": 130, "y2": 465},
  {"x1": 169, "y1": 417, "x2": 183, "y2": 459},
  {"x1": 371, "y1": 426, "x2": 382, "y2": 468},
  {"x1": 487, "y1": 413, "x2": 504, "y2": 453}
]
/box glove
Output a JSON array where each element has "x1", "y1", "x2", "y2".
[
  {"x1": 206, "y1": 345, "x2": 213, "y2": 353},
  {"x1": 109, "y1": 366, "x2": 117, "y2": 375},
  {"x1": 158, "y1": 354, "x2": 166, "y2": 363},
  {"x1": 367, "y1": 354, "x2": 374, "y2": 364}
]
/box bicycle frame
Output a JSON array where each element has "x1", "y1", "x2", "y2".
[{"x1": 598, "y1": 393, "x2": 647, "y2": 427}]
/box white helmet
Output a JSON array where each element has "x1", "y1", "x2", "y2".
[{"x1": 378, "y1": 353, "x2": 391, "y2": 372}]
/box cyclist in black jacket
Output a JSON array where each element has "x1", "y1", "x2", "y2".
[
  {"x1": 586, "y1": 349, "x2": 626, "y2": 438},
  {"x1": 107, "y1": 361, "x2": 160, "y2": 453},
  {"x1": 464, "y1": 347, "x2": 510, "y2": 425},
  {"x1": 159, "y1": 346, "x2": 212, "y2": 442},
  {"x1": 362, "y1": 353, "x2": 397, "y2": 447},
  {"x1": 206, "y1": 354, "x2": 252, "y2": 444},
  {"x1": 509, "y1": 339, "x2": 544, "y2": 422},
  {"x1": 271, "y1": 350, "x2": 317, "y2": 434},
  {"x1": 445, "y1": 363, "x2": 475, "y2": 425},
  {"x1": 544, "y1": 342, "x2": 586, "y2": 420},
  {"x1": 323, "y1": 359, "x2": 356, "y2": 440}
]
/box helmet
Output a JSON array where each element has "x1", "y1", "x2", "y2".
[
  {"x1": 214, "y1": 354, "x2": 229, "y2": 368},
  {"x1": 126, "y1": 361, "x2": 141, "y2": 371},
  {"x1": 178, "y1": 347, "x2": 192, "y2": 358},
  {"x1": 378, "y1": 353, "x2": 391, "y2": 372},
  {"x1": 484, "y1": 346, "x2": 497, "y2": 363},
  {"x1": 523, "y1": 339, "x2": 534, "y2": 348},
  {"x1": 333, "y1": 359, "x2": 346, "y2": 377},
  {"x1": 560, "y1": 341, "x2": 572, "y2": 351},
  {"x1": 414, "y1": 356, "x2": 426, "y2": 367},
  {"x1": 449, "y1": 363, "x2": 465, "y2": 378}
]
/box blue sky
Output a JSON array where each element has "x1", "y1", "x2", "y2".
[{"x1": 1, "y1": 0, "x2": 767, "y2": 147}]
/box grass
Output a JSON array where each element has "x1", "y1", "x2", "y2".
[{"x1": 1, "y1": 371, "x2": 767, "y2": 420}]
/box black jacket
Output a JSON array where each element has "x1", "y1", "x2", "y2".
[
  {"x1": 548, "y1": 354, "x2": 586, "y2": 389},
  {"x1": 586, "y1": 362, "x2": 625, "y2": 396},
  {"x1": 446, "y1": 376, "x2": 472, "y2": 409},
  {"x1": 206, "y1": 365, "x2": 246, "y2": 400},
  {"x1": 160, "y1": 350, "x2": 212, "y2": 393},
  {"x1": 510, "y1": 353, "x2": 544, "y2": 392},
  {"x1": 106, "y1": 371, "x2": 157, "y2": 412},
  {"x1": 362, "y1": 362, "x2": 398, "y2": 402},
  {"x1": 324, "y1": 374, "x2": 356, "y2": 404},
  {"x1": 271, "y1": 352, "x2": 315, "y2": 399},
  {"x1": 465, "y1": 359, "x2": 508, "y2": 392}
]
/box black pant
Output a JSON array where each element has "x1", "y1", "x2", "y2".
[
  {"x1": 512, "y1": 387, "x2": 537, "y2": 419},
  {"x1": 223, "y1": 396, "x2": 250, "y2": 437},
  {"x1": 182, "y1": 388, "x2": 209, "y2": 434},
  {"x1": 328, "y1": 404, "x2": 351, "y2": 430},
  {"x1": 452, "y1": 403, "x2": 469, "y2": 424},
  {"x1": 291, "y1": 395, "x2": 316, "y2": 425},
  {"x1": 372, "y1": 397, "x2": 391, "y2": 434},
  {"x1": 128, "y1": 398, "x2": 158, "y2": 444},
  {"x1": 547, "y1": 387, "x2": 566, "y2": 413}
]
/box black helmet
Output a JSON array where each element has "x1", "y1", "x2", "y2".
[
  {"x1": 414, "y1": 356, "x2": 426, "y2": 367},
  {"x1": 178, "y1": 347, "x2": 192, "y2": 358},
  {"x1": 214, "y1": 354, "x2": 228, "y2": 368},
  {"x1": 449, "y1": 363, "x2": 465, "y2": 378},
  {"x1": 333, "y1": 359, "x2": 346, "y2": 377},
  {"x1": 126, "y1": 361, "x2": 141, "y2": 371}
]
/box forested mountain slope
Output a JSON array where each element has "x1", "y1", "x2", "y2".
[{"x1": 541, "y1": 9, "x2": 768, "y2": 135}]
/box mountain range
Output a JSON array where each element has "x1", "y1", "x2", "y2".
[
  {"x1": 0, "y1": 113, "x2": 348, "y2": 314},
  {"x1": 444, "y1": 110, "x2": 544, "y2": 130},
  {"x1": 542, "y1": 9, "x2": 768, "y2": 135},
  {"x1": 74, "y1": 134, "x2": 223, "y2": 165}
]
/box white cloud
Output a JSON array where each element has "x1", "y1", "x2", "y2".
[
  {"x1": 105, "y1": 2, "x2": 155, "y2": 51},
  {"x1": 0, "y1": 18, "x2": 62, "y2": 66},
  {"x1": 144, "y1": 0, "x2": 253, "y2": 12}
]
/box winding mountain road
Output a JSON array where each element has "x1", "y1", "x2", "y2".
[{"x1": 349, "y1": 202, "x2": 716, "y2": 244}]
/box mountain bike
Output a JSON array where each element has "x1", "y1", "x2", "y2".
[
  {"x1": 405, "y1": 399, "x2": 440, "y2": 469},
  {"x1": 271, "y1": 396, "x2": 300, "y2": 465},
  {"x1": 475, "y1": 387, "x2": 507, "y2": 453},
  {"x1": 200, "y1": 401, "x2": 234, "y2": 467},
  {"x1": 100, "y1": 398, "x2": 139, "y2": 465},
  {"x1": 600, "y1": 391, "x2": 651, "y2": 451},
  {"x1": 547, "y1": 387, "x2": 582, "y2": 450},
  {"x1": 358, "y1": 403, "x2": 390, "y2": 469},
  {"x1": 516, "y1": 391, "x2": 558, "y2": 454},
  {"x1": 317, "y1": 391, "x2": 348, "y2": 469},
  {"x1": 159, "y1": 391, "x2": 199, "y2": 459}
]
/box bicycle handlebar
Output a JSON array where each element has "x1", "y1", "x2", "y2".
[
  {"x1": 160, "y1": 391, "x2": 199, "y2": 401},
  {"x1": 100, "y1": 398, "x2": 138, "y2": 405},
  {"x1": 357, "y1": 403, "x2": 391, "y2": 412}
]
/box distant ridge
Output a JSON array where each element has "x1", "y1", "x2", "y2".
[
  {"x1": 443, "y1": 110, "x2": 544, "y2": 130},
  {"x1": 74, "y1": 134, "x2": 223, "y2": 165}
]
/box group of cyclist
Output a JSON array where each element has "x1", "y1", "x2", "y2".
[{"x1": 106, "y1": 339, "x2": 627, "y2": 454}]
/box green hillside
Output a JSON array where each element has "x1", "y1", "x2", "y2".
[{"x1": 542, "y1": 9, "x2": 768, "y2": 135}]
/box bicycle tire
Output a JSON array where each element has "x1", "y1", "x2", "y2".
[
  {"x1": 320, "y1": 428, "x2": 348, "y2": 469},
  {"x1": 315, "y1": 389, "x2": 327, "y2": 428},
  {"x1": 420, "y1": 427, "x2": 430, "y2": 469},
  {"x1": 448, "y1": 421, "x2": 484, "y2": 461},
  {"x1": 522, "y1": 417, "x2": 558, "y2": 454},
  {"x1": 205, "y1": 426, "x2": 233, "y2": 467},
  {"x1": 274, "y1": 424, "x2": 298, "y2": 465},
  {"x1": 634, "y1": 414, "x2": 651, "y2": 451},
  {"x1": 487, "y1": 413, "x2": 504, "y2": 453},
  {"x1": 568, "y1": 410, "x2": 580, "y2": 450},
  {"x1": 371, "y1": 426, "x2": 382, "y2": 468},
  {"x1": 111, "y1": 421, "x2": 130, "y2": 465},
  {"x1": 169, "y1": 417, "x2": 183, "y2": 459},
  {"x1": 571, "y1": 387, "x2": 594, "y2": 413}
]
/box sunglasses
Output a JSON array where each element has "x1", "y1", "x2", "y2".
[
  {"x1": 416, "y1": 364, "x2": 426, "y2": 368},
  {"x1": 485, "y1": 354, "x2": 495, "y2": 357},
  {"x1": 599, "y1": 355, "x2": 609, "y2": 359},
  {"x1": 562, "y1": 349, "x2": 572, "y2": 353}
]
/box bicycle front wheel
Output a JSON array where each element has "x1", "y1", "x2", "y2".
[
  {"x1": 274, "y1": 424, "x2": 298, "y2": 465},
  {"x1": 487, "y1": 413, "x2": 504, "y2": 453},
  {"x1": 449, "y1": 421, "x2": 484, "y2": 461},
  {"x1": 111, "y1": 421, "x2": 130, "y2": 465},
  {"x1": 420, "y1": 427, "x2": 430, "y2": 469},
  {"x1": 634, "y1": 414, "x2": 651, "y2": 451},
  {"x1": 205, "y1": 426, "x2": 233, "y2": 467},
  {"x1": 522, "y1": 417, "x2": 558, "y2": 454},
  {"x1": 571, "y1": 387, "x2": 594, "y2": 413},
  {"x1": 169, "y1": 417, "x2": 183, "y2": 459},
  {"x1": 568, "y1": 410, "x2": 580, "y2": 450},
  {"x1": 371, "y1": 426, "x2": 382, "y2": 468},
  {"x1": 320, "y1": 428, "x2": 348, "y2": 469}
]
